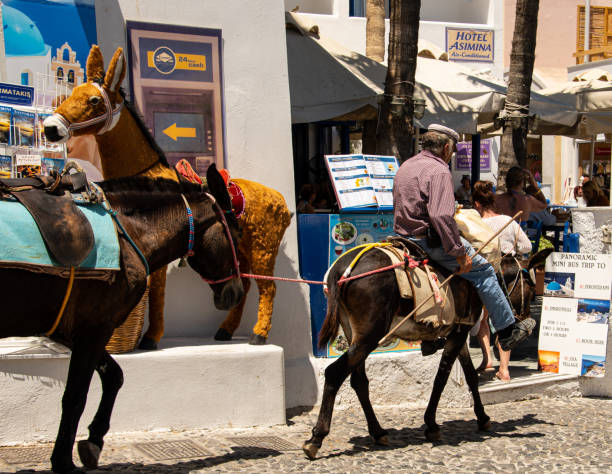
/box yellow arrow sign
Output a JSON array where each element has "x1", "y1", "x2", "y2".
[{"x1": 163, "y1": 123, "x2": 197, "y2": 141}]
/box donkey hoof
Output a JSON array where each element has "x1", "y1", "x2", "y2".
[
  {"x1": 138, "y1": 337, "x2": 158, "y2": 350},
  {"x1": 302, "y1": 441, "x2": 319, "y2": 460},
  {"x1": 249, "y1": 333, "x2": 267, "y2": 345},
  {"x1": 77, "y1": 440, "x2": 101, "y2": 469},
  {"x1": 425, "y1": 428, "x2": 441, "y2": 442},
  {"x1": 375, "y1": 434, "x2": 390, "y2": 446},
  {"x1": 478, "y1": 418, "x2": 492, "y2": 432},
  {"x1": 214, "y1": 328, "x2": 232, "y2": 341}
]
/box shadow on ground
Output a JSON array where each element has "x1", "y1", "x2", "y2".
[{"x1": 315, "y1": 412, "x2": 553, "y2": 460}]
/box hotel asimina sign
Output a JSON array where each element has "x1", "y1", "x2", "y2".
[{"x1": 446, "y1": 27, "x2": 494, "y2": 63}]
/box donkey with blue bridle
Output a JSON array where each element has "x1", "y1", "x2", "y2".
[{"x1": 0, "y1": 164, "x2": 243, "y2": 473}]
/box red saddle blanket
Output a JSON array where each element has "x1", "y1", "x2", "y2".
[{"x1": 175, "y1": 159, "x2": 245, "y2": 219}]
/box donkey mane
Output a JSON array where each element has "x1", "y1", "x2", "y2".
[
  {"x1": 118, "y1": 88, "x2": 170, "y2": 168},
  {"x1": 100, "y1": 176, "x2": 209, "y2": 211}
]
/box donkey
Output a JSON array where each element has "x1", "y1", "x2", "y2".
[
  {"x1": 0, "y1": 165, "x2": 243, "y2": 473},
  {"x1": 302, "y1": 244, "x2": 551, "y2": 459},
  {"x1": 44, "y1": 45, "x2": 291, "y2": 347}
]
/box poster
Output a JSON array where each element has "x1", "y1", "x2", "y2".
[
  {"x1": 543, "y1": 252, "x2": 612, "y2": 300},
  {"x1": 538, "y1": 253, "x2": 611, "y2": 377},
  {"x1": 455, "y1": 139, "x2": 491, "y2": 171},
  {"x1": 326, "y1": 213, "x2": 420, "y2": 357},
  {"x1": 1, "y1": 0, "x2": 96, "y2": 101},
  {"x1": 324, "y1": 154, "x2": 399, "y2": 211},
  {"x1": 127, "y1": 21, "x2": 225, "y2": 174}
]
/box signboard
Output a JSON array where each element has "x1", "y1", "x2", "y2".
[
  {"x1": 538, "y1": 253, "x2": 611, "y2": 377},
  {"x1": 446, "y1": 27, "x2": 494, "y2": 63},
  {"x1": 455, "y1": 139, "x2": 491, "y2": 172},
  {"x1": 0, "y1": 83, "x2": 33, "y2": 106},
  {"x1": 127, "y1": 22, "x2": 225, "y2": 174},
  {"x1": 324, "y1": 154, "x2": 399, "y2": 211},
  {"x1": 326, "y1": 214, "x2": 419, "y2": 357}
]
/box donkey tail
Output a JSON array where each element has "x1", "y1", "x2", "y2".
[{"x1": 318, "y1": 279, "x2": 341, "y2": 349}]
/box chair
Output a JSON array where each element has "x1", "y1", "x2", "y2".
[
  {"x1": 562, "y1": 221, "x2": 580, "y2": 253},
  {"x1": 521, "y1": 221, "x2": 542, "y2": 254}
]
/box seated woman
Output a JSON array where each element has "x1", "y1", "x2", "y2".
[
  {"x1": 472, "y1": 180, "x2": 532, "y2": 381},
  {"x1": 582, "y1": 180, "x2": 610, "y2": 207},
  {"x1": 495, "y1": 167, "x2": 547, "y2": 222}
]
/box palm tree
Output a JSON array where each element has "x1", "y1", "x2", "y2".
[
  {"x1": 498, "y1": 0, "x2": 540, "y2": 189},
  {"x1": 366, "y1": 0, "x2": 385, "y2": 62},
  {"x1": 362, "y1": 0, "x2": 386, "y2": 154},
  {"x1": 376, "y1": 0, "x2": 421, "y2": 162}
]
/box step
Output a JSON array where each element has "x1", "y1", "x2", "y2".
[{"x1": 0, "y1": 337, "x2": 286, "y2": 445}]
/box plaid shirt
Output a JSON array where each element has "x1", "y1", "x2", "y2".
[{"x1": 393, "y1": 150, "x2": 465, "y2": 257}]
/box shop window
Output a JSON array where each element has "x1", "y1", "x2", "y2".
[
  {"x1": 56, "y1": 67, "x2": 64, "y2": 81},
  {"x1": 67, "y1": 70, "x2": 75, "y2": 84},
  {"x1": 349, "y1": 0, "x2": 389, "y2": 18}
]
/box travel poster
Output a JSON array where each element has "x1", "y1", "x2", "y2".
[
  {"x1": 325, "y1": 213, "x2": 419, "y2": 356},
  {"x1": 0, "y1": 106, "x2": 13, "y2": 145},
  {"x1": 543, "y1": 252, "x2": 612, "y2": 299},
  {"x1": 538, "y1": 297, "x2": 608, "y2": 377},
  {"x1": 538, "y1": 253, "x2": 610, "y2": 377},
  {"x1": 12, "y1": 109, "x2": 35, "y2": 147},
  {"x1": 41, "y1": 157, "x2": 65, "y2": 176},
  {"x1": 0, "y1": 155, "x2": 13, "y2": 178},
  {"x1": 325, "y1": 154, "x2": 399, "y2": 211},
  {"x1": 15, "y1": 153, "x2": 41, "y2": 177}
]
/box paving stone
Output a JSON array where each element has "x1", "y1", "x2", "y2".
[{"x1": 0, "y1": 397, "x2": 610, "y2": 473}]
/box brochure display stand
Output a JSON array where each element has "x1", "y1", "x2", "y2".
[
  {"x1": 0, "y1": 80, "x2": 67, "y2": 180},
  {"x1": 324, "y1": 154, "x2": 399, "y2": 212}
]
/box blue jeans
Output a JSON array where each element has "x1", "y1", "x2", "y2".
[{"x1": 410, "y1": 237, "x2": 515, "y2": 332}]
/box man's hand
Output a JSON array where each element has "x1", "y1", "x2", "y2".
[{"x1": 456, "y1": 254, "x2": 472, "y2": 274}]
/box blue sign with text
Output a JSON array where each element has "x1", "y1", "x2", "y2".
[{"x1": 0, "y1": 83, "x2": 34, "y2": 106}]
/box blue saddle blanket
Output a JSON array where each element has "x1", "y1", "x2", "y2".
[{"x1": 0, "y1": 198, "x2": 120, "y2": 271}]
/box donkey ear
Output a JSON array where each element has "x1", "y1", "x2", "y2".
[
  {"x1": 86, "y1": 45, "x2": 105, "y2": 82},
  {"x1": 103, "y1": 48, "x2": 126, "y2": 97},
  {"x1": 206, "y1": 164, "x2": 232, "y2": 212},
  {"x1": 527, "y1": 247, "x2": 553, "y2": 270}
]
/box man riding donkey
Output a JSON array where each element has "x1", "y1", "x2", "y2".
[{"x1": 393, "y1": 124, "x2": 536, "y2": 356}]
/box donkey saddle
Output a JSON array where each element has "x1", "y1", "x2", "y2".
[{"x1": 0, "y1": 172, "x2": 95, "y2": 267}]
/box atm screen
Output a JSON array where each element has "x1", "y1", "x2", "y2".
[{"x1": 153, "y1": 112, "x2": 206, "y2": 154}]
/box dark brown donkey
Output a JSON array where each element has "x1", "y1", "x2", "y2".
[
  {"x1": 303, "y1": 245, "x2": 551, "y2": 459},
  {"x1": 0, "y1": 165, "x2": 243, "y2": 474}
]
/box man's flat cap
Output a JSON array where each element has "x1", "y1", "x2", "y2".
[{"x1": 427, "y1": 124, "x2": 460, "y2": 142}]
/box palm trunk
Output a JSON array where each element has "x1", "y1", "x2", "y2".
[
  {"x1": 498, "y1": 0, "x2": 539, "y2": 190},
  {"x1": 362, "y1": 0, "x2": 386, "y2": 154},
  {"x1": 376, "y1": 0, "x2": 420, "y2": 162}
]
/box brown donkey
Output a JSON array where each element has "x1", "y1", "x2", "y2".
[
  {"x1": 303, "y1": 245, "x2": 551, "y2": 459},
  {"x1": 44, "y1": 45, "x2": 291, "y2": 347}
]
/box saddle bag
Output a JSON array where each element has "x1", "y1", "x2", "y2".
[{"x1": 0, "y1": 171, "x2": 95, "y2": 267}]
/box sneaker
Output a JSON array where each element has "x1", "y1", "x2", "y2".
[
  {"x1": 498, "y1": 318, "x2": 536, "y2": 351},
  {"x1": 421, "y1": 338, "x2": 446, "y2": 356}
]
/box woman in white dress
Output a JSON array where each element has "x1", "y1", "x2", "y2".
[{"x1": 472, "y1": 181, "x2": 532, "y2": 381}]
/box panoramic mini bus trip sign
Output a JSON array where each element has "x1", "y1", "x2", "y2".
[{"x1": 446, "y1": 27, "x2": 494, "y2": 62}]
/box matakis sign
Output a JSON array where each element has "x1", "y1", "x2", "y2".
[{"x1": 446, "y1": 27, "x2": 494, "y2": 63}]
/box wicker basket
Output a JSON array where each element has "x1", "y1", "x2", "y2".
[{"x1": 106, "y1": 288, "x2": 148, "y2": 354}]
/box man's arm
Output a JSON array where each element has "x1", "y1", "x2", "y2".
[{"x1": 427, "y1": 173, "x2": 465, "y2": 257}]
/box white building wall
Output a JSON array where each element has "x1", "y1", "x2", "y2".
[
  {"x1": 5, "y1": 52, "x2": 50, "y2": 86},
  {"x1": 95, "y1": 0, "x2": 319, "y2": 408},
  {"x1": 285, "y1": 0, "x2": 504, "y2": 77}
]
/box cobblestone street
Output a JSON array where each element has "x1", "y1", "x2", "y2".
[{"x1": 2, "y1": 396, "x2": 610, "y2": 473}]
